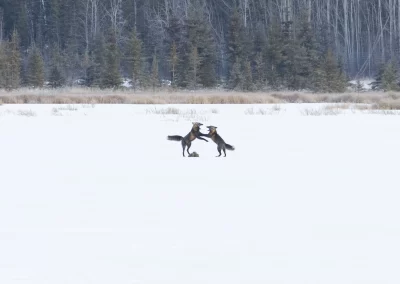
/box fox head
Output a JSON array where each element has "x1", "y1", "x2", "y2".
[
  {"x1": 206, "y1": 125, "x2": 217, "y2": 134},
  {"x1": 192, "y1": 122, "x2": 203, "y2": 130}
]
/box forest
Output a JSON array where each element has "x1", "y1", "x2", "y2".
[{"x1": 0, "y1": 0, "x2": 399, "y2": 92}]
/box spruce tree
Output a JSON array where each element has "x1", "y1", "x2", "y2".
[
  {"x1": 186, "y1": 4, "x2": 217, "y2": 88},
  {"x1": 265, "y1": 22, "x2": 284, "y2": 90},
  {"x1": 129, "y1": 29, "x2": 143, "y2": 91},
  {"x1": 86, "y1": 35, "x2": 105, "y2": 87},
  {"x1": 318, "y1": 49, "x2": 347, "y2": 92},
  {"x1": 0, "y1": 44, "x2": 7, "y2": 88},
  {"x1": 166, "y1": 16, "x2": 186, "y2": 88},
  {"x1": 48, "y1": 46, "x2": 66, "y2": 88},
  {"x1": 382, "y1": 61, "x2": 399, "y2": 91},
  {"x1": 291, "y1": 15, "x2": 320, "y2": 90},
  {"x1": 252, "y1": 28, "x2": 267, "y2": 90},
  {"x1": 170, "y1": 41, "x2": 179, "y2": 88},
  {"x1": 243, "y1": 60, "x2": 254, "y2": 91},
  {"x1": 27, "y1": 47, "x2": 45, "y2": 88},
  {"x1": 371, "y1": 63, "x2": 385, "y2": 90},
  {"x1": 188, "y1": 46, "x2": 201, "y2": 89},
  {"x1": 280, "y1": 19, "x2": 295, "y2": 89},
  {"x1": 48, "y1": 65, "x2": 65, "y2": 88},
  {"x1": 253, "y1": 52, "x2": 266, "y2": 90},
  {"x1": 229, "y1": 57, "x2": 243, "y2": 90},
  {"x1": 7, "y1": 29, "x2": 21, "y2": 90},
  {"x1": 227, "y1": 8, "x2": 245, "y2": 90},
  {"x1": 151, "y1": 53, "x2": 159, "y2": 91},
  {"x1": 101, "y1": 31, "x2": 122, "y2": 89}
]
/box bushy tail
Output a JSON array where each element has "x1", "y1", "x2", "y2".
[
  {"x1": 225, "y1": 144, "x2": 235, "y2": 151},
  {"x1": 167, "y1": 135, "x2": 183, "y2": 142}
]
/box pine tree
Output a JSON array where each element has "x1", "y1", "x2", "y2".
[
  {"x1": 188, "y1": 46, "x2": 201, "y2": 89},
  {"x1": 371, "y1": 63, "x2": 385, "y2": 90},
  {"x1": 7, "y1": 29, "x2": 21, "y2": 90},
  {"x1": 243, "y1": 60, "x2": 254, "y2": 91},
  {"x1": 280, "y1": 19, "x2": 296, "y2": 89},
  {"x1": 253, "y1": 52, "x2": 267, "y2": 90},
  {"x1": 382, "y1": 61, "x2": 399, "y2": 91},
  {"x1": 129, "y1": 29, "x2": 143, "y2": 91},
  {"x1": 48, "y1": 65, "x2": 65, "y2": 88},
  {"x1": 290, "y1": 15, "x2": 320, "y2": 90},
  {"x1": 252, "y1": 28, "x2": 267, "y2": 90},
  {"x1": 229, "y1": 56, "x2": 243, "y2": 90},
  {"x1": 186, "y1": 4, "x2": 217, "y2": 88},
  {"x1": 0, "y1": 30, "x2": 21, "y2": 90},
  {"x1": 166, "y1": 16, "x2": 186, "y2": 88},
  {"x1": 151, "y1": 53, "x2": 159, "y2": 91},
  {"x1": 48, "y1": 46, "x2": 66, "y2": 88},
  {"x1": 0, "y1": 44, "x2": 7, "y2": 89},
  {"x1": 265, "y1": 22, "x2": 284, "y2": 90},
  {"x1": 318, "y1": 49, "x2": 347, "y2": 92},
  {"x1": 170, "y1": 41, "x2": 179, "y2": 88},
  {"x1": 227, "y1": 8, "x2": 245, "y2": 89},
  {"x1": 27, "y1": 46, "x2": 45, "y2": 88},
  {"x1": 101, "y1": 31, "x2": 122, "y2": 89},
  {"x1": 86, "y1": 35, "x2": 105, "y2": 87}
]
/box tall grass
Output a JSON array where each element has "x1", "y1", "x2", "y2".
[{"x1": 1, "y1": 87, "x2": 400, "y2": 108}]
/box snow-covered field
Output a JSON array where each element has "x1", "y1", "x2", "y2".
[{"x1": 0, "y1": 103, "x2": 400, "y2": 284}]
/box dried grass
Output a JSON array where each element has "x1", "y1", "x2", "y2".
[
  {"x1": 0, "y1": 88, "x2": 400, "y2": 109},
  {"x1": 17, "y1": 109, "x2": 37, "y2": 117}
]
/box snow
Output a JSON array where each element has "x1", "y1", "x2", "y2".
[
  {"x1": 349, "y1": 78, "x2": 374, "y2": 90},
  {"x1": 1, "y1": 103, "x2": 400, "y2": 284}
]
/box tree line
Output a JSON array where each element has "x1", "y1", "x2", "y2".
[{"x1": 0, "y1": 0, "x2": 399, "y2": 92}]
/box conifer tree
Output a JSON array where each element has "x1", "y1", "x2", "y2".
[
  {"x1": 27, "y1": 46, "x2": 45, "y2": 88},
  {"x1": 48, "y1": 46, "x2": 66, "y2": 88},
  {"x1": 253, "y1": 52, "x2": 266, "y2": 90},
  {"x1": 48, "y1": 65, "x2": 65, "y2": 88},
  {"x1": 129, "y1": 29, "x2": 143, "y2": 91},
  {"x1": 188, "y1": 46, "x2": 201, "y2": 89},
  {"x1": 252, "y1": 29, "x2": 267, "y2": 90},
  {"x1": 243, "y1": 60, "x2": 254, "y2": 91},
  {"x1": 318, "y1": 49, "x2": 347, "y2": 92},
  {"x1": 170, "y1": 41, "x2": 179, "y2": 88},
  {"x1": 229, "y1": 56, "x2": 243, "y2": 90},
  {"x1": 86, "y1": 35, "x2": 105, "y2": 87},
  {"x1": 371, "y1": 63, "x2": 385, "y2": 90},
  {"x1": 7, "y1": 29, "x2": 21, "y2": 90},
  {"x1": 265, "y1": 23, "x2": 284, "y2": 90},
  {"x1": 289, "y1": 15, "x2": 320, "y2": 90},
  {"x1": 166, "y1": 16, "x2": 186, "y2": 88},
  {"x1": 101, "y1": 31, "x2": 122, "y2": 89},
  {"x1": 0, "y1": 44, "x2": 7, "y2": 88},
  {"x1": 186, "y1": 4, "x2": 217, "y2": 88},
  {"x1": 382, "y1": 61, "x2": 399, "y2": 91},
  {"x1": 151, "y1": 53, "x2": 159, "y2": 91},
  {"x1": 227, "y1": 8, "x2": 245, "y2": 89}
]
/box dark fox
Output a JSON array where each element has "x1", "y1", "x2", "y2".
[
  {"x1": 206, "y1": 126, "x2": 235, "y2": 157},
  {"x1": 167, "y1": 122, "x2": 208, "y2": 157}
]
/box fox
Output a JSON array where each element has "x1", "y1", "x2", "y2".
[
  {"x1": 167, "y1": 122, "x2": 209, "y2": 157},
  {"x1": 205, "y1": 126, "x2": 235, "y2": 157}
]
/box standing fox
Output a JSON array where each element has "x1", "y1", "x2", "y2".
[
  {"x1": 206, "y1": 126, "x2": 235, "y2": 157},
  {"x1": 167, "y1": 122, "x2": 208, "y2": 157}
]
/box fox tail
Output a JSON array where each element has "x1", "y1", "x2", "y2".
[
  {"x1": 225, "y1": 144, "x2": 235, "y2": 151},
  {"x1": 167, "y1": 135, "x2": 183, "y2": 142}
]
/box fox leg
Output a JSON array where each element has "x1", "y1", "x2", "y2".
[
  {"x1": 216, "y1": 145, "x2": 222, "y2": 157},
  {"x1": 181, "y1": 141, "x2": 186, "y2": 157},
  {"x1": 223, "y1": 146, "x2": 226, "y2": 157},
  {"x1": 187, "y1": 142, "x2": 192, "y2": 156}
]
